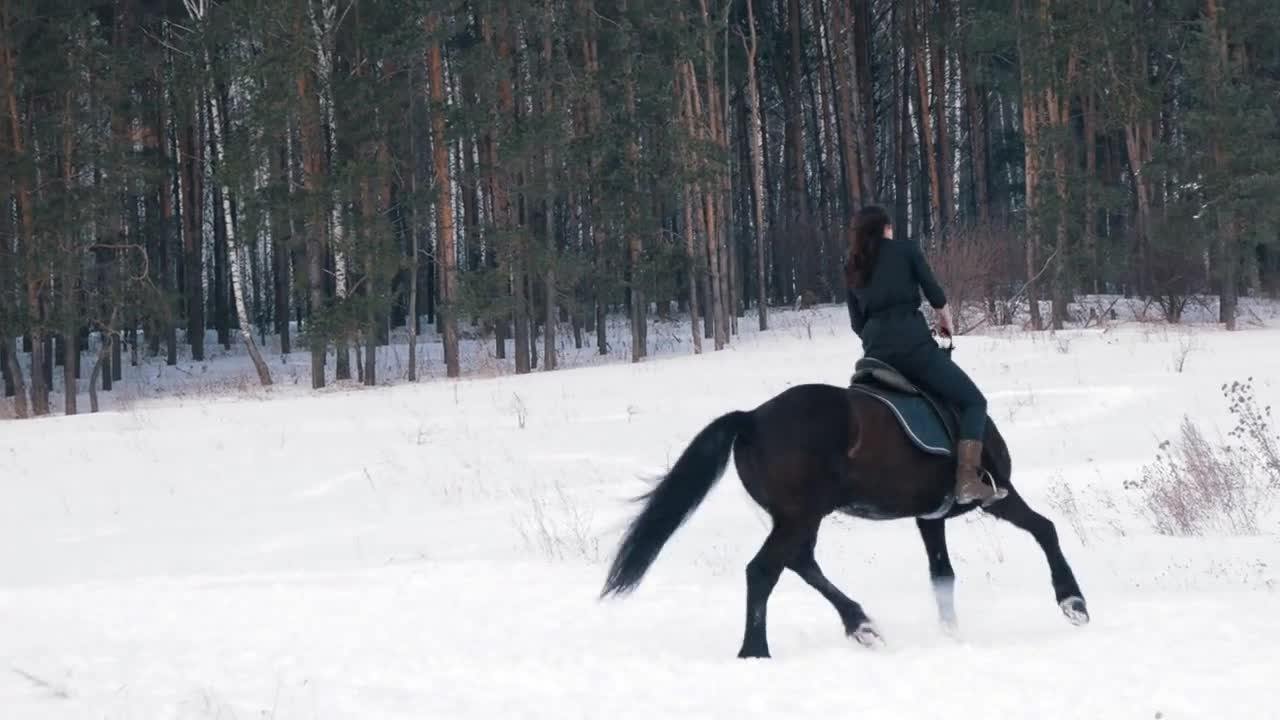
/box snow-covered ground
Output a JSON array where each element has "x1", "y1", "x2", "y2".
[{"x1": 2, "y1": 300, "x2": 1279, "y2": 719}]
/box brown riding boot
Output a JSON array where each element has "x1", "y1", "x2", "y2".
[{"x1": 954, "y1": 439, "x2": 1007, "y2": 506}]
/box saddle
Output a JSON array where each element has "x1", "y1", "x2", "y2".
[{"x1": 848, "y1": 357, "x2": 959, "y2": 458}]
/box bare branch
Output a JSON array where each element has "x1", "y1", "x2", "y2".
[{"x1": 964, "y1": 248, "x2": 1059, "y2": 335}]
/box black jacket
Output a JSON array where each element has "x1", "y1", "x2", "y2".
[{"x1": 846, "y1": 239, "x2": 947, "y2": 356}]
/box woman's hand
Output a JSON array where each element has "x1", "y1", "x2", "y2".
[{"x1": 935, "y1": 304, "x2": 955, "y2": 337}]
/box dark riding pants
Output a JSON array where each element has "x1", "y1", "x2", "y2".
[{"x1": 875, "y1": 343, "x2": 988, "y2": 442}]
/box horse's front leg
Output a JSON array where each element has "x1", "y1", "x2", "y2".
[
  {"x1": 984, "y1": 491, "x2": 1089, "y2": 625},
  {"x1": 916, "y1": 517, "x2": 958, "y2": 633}
]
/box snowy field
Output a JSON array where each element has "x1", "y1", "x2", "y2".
[{"x1": 3, "y1": 299, "x2": 1280, "y2": 719}]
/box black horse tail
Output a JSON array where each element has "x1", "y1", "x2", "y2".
[{"x1": 600, "y1": 410, "x2": 752, "y2": 598}]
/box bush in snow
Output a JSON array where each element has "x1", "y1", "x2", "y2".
[
  {"x1": 1128, "y1": 379, "x2": 1278, "y2": 535},
  {"x1": 1223, "y1": 379, "x2": 1280, "y2": 485}
]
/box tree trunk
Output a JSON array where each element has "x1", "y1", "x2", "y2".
[
  {"x1": 295, "y1": 12, "x2": 328, "y2": 389},
  {"x1": 408, "y1": 64, "x2": 421, "y2": 381},
  {"x1": 932, "y1": 0, "x2": 955, "y2": 231},
  {"x1": 21, "y1": 236, "x2": 46, "y2": 419},
  {"x1": 697, "y1": 0, "x2": 730, "y2": 347},
  {"x1": 786, "y1": 0, "x2": 808, "y2": 237},
  {"x1": 361, "y1": 175, "x2": 377, "y2": 388},
  {"x1": 1045, "y1": 51, "x2": 1076, "y2": 330},
  {"x1": 1082, "y1": 91, "x2": 1098, "y2": 293},
  {"x1": 427, "y1": 13, "x2": 460, "y2": 377},
  {"x1": 1017, "y1": 0, "x2": 1043, "y2": 330},
  {"x1": 744, "y1": 0, "x2": 768, "y2": 330},
  {"x1": 211, "y1": 181, "x2": 230, "y2": 350},
  {"x1": 308, "y1": 0, "x2": 350, "y2": 378},
  {"x1": 712, "y1": 6, "x2": 733, "y2": 341},
  {"x1": 686, "y1": 57, "x2": 727, "y2": 351},
  {"x1": 110, "y1": 330, "x2": 121, "y2": 385},
  {"x1": 962, "y1": 41, "x2": 989, "y2": 224},
  {"x1": 3, "y1": 13, "x2": 46, "y2": 415},
  {"x1": 827, "y1": 0, "x2": 863, "y2": 214},
  {"x1": 679, "y1": 66, "x2": 705, "y2": 354},
  {"x1": 159, "y1": 82, "x2": 179, "y2": 367},
  {"x1": 1123, "y1": 117, "x2": 1151, "y2": 299},
  {"x1": 355, "y1": 117, "x2": 378, "y2": 388},
  {"x1": 513, "y1": 219, "x2": 532, "y2": 371},
  {"x1": 810, "y1": 0, "x2": 840, "y2": 227},
  {"x1": 852, "y1": 0, "x2": 876, "y2": 197},
  {"x1": 181, "y1": 110, "x2": 206, "y2": 362},
  {"x1": 482, "y1": 10, "x2": 506, "y2": 361},
  {"x1": 579, "y1": 3, "x2": 607, "y2": 358},
  {"x1": 624, "y1": 23, "x2": 644, "y2": 362},
  {"x1": 207, "y1": 77, "x2": 272, "y2": 386},
  {"x1": 272, "y1": 143, "x2": 292, "y2": 355},
  {"x1": 1, "y1": 333, "x2": 26, "y2": 417},
  {"x1": 63, "y1": 318, "x2": 76, "y2": 415},
  {"x1": 60, "y1": 90, "x2": 78, "y2": 415},
  {"x1": 87, "y1": 323, "x2": 115, "y2": 413},
  {"x1": 911, "y1": 0, "x2": 942, "y2": 241},
  {"x1": 463, "y1": 135, "x2": 481, "y2": 273},
  {"x1": 892, "y1": 1, "x2": 909, "y2": 234},
  {"x1": 769, "y1": 0, "x2": 802, "y2": 304},
  {"x1": 609, "y1": 0, "x2": 647, "y2": 361},
  {"x1": 1049, "y1": 109, "x2": 1069, "y2": 330},
  {"x1": 493, "y1": 10, "x2": 529, "y2": 371},
  {"x1": 1205, "y1": 0, "x2": 1236, "y2": 329},
  {"x1": 542, "y1": 0, "x2": 559, "y2": 370}
]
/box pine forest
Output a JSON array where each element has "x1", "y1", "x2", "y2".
[{"x1": 3, "y1": 0, "x2": 1280, "y2": 418}]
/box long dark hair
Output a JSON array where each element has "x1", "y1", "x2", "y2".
[{"x1": 844, "y1": 205, "x2": 891, "y2": 289}]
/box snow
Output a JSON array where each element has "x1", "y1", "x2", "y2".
[{"x1": 3, "y1": 300, "x2": 1280, "y2": 719}]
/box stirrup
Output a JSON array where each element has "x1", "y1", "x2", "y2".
[
  {"x1": 956, "y1": 468, "x2": 1006, "y2": 506},
  {"x1": 977, "y1": 469, "x2": 1008, "y2": 505}
]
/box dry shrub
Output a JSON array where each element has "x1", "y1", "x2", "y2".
[
  {"x1": 1127, "y1": 379, "x2": 1279, "y2": 535},
  {"x1": 1171, "y1": 333, "x2": 1201, "y2": 373},
  {"x1": 929, "y1": 221, "x2": 1022, "y2": 331},
  {"x1": 1224, "y1": 378, "x2": 1280, "y2": 482},
  {"x1": 170, "y1": 373, "x2": 268, "y2": 401},
  {"x1": 1146, "y1": 208, "x2": 1210, "y2": 324},
  {"x1": 1079, "y1": 296, "x2": 1122, "y2": 329},
  {"x1": 1148, "y1": 253, "x2": 1203, "y2": 324},
  {"x1": 511, "y1": 482, "x2": 601, "y2": 563},
  {"x1": 1046, "y1": 476, "x2": 1090, "y2": 546}
]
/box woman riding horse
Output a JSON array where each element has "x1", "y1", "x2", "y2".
[{"x1": 844, "y1": 205, "x2": 1005, "y2": 506}]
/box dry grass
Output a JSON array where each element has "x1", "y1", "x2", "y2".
[
  {"x1": 1171, "y1": 333, "x2": 1201, "y2": 373},
  {"x1": 1046, "y1": 476, "x2": 1091, "y2": 546},
  {"x1": 1127, "y1": 380, "x2": 1278, "y2": 535},
  {"x1": 511, "y1": 481, "x2": 602, "y2": 563}
]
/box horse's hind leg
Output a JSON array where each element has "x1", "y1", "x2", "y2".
[
  {"x1": 787, "y1": 523, "x2": 881, "y2": 647},
  {"x1": 916, "y1": 518, "x2": 958, "y2": 633},
  {"x1": 738, "y1": 518, "x2": 813, "y2": 659},
  {"x1": 984, "y1": 490, "x2": 1090, "y2": 626}
]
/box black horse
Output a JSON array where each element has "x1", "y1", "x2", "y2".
[{"x1": 600, "y1": 360, "x2": 1089, "y2": 659}]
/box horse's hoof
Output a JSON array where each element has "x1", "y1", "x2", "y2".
[
  {"x1": 850, "y1": 622, "x2": 884, "y2": 648},
  {"x1": 737, "y1": 646, "x2": 771, "y2": 659},
  {"x1": 1060, "y1": 596, "x2": 1089, "y2": 626}
]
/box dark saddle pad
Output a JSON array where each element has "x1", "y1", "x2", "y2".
[{"x1": 849, "y1": 358, "x2": 958, "y2": 458}]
